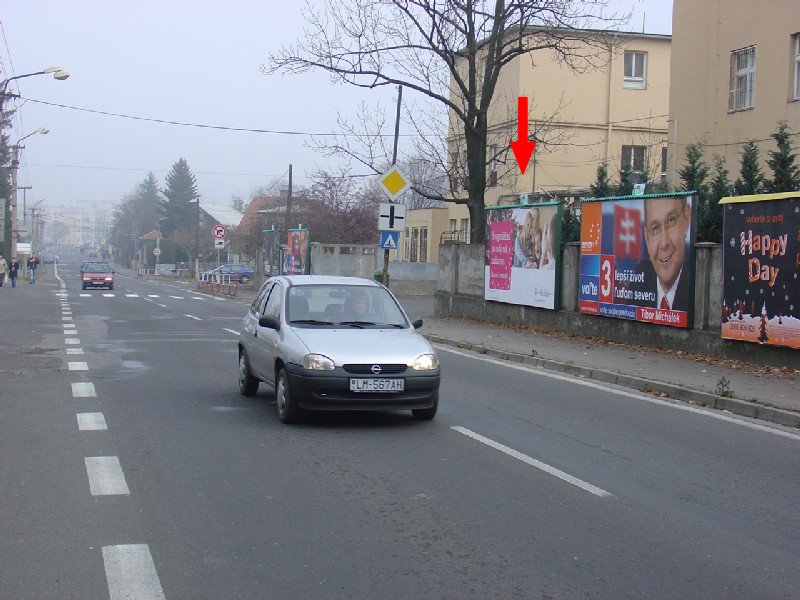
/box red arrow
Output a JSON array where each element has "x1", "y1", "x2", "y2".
[{"x1": 510, "y1": 96, "x2": 536, "y2": 174}]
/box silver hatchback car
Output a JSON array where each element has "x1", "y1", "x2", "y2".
[{"x1": 238, "y1": 275, "x2": 440, "y2": 423}]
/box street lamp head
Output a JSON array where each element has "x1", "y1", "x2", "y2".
[
  {"x1": 36, "y1": 128, "x2": 49, "y2": 135},
  {"x1": 53, "y1": 70, "x2": 70, "y2": 81}
]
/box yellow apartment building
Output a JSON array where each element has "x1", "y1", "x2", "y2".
[
  {"x1": 397, "y1": 28, "x2": 671, "y2": 263},
  {"x1": 667, "y1": 0, "x2": 800, "y2": 185}
]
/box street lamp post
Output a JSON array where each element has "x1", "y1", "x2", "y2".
[{"x1": 1, "y1": 67, "x2": 68, "y2": 257}]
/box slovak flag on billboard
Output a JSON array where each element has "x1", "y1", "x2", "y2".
[{"x1": 613, "y1": 205, "x2": 641, "y2": 259}]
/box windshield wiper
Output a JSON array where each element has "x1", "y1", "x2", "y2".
[
  {"x1": 289, "y1": 319, "x2": 330, "y2": 326},
  {"x1": 338, "y1": 320, "x2": 376, "y2": 328}
]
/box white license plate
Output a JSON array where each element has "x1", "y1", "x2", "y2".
[{"x1": 349, "y1": 378, "x2": 404, "y2": 392}]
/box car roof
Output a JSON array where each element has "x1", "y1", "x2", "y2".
[{"x1": 276, "y1": 275, "x2": 383, "y2": 288}]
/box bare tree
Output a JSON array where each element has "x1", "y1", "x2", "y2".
[{"x1": 268, "y1": 0, "x2": 621, "y2": 242}]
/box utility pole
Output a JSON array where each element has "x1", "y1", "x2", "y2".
[
  {"x1": 284, "y1": 164, "x2": 293, "y2": 231},
  {"x1": 18, "y1": 186, "x2": 31, "y2": 227},
  {"x1": 381, "y1": 84, "x2": 403, "y2": 286},
  {"x1": 9, "y1": 143, "x2": 20, "y2": 257}
]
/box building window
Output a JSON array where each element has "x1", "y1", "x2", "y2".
[
  {"x1": 794, "y1": 34, "x2": 800, "y2": 100},
  {"x1": 623, "y1": 51, "x2": 647, "y2": 89},
  {"x1": 488, "y1": 144, "x2": 498, "y2": 186},
  {"x1": 449, "y1": 219, "x2": 457, "y2": 232},
  {"x1": 460, "y1": 218, "x2": 470, "y2": 243},
  {"x1": 410, "y1": 228, "x2": 419, "y2": 262},
  {"x1": 622, "y1": 145, "x2": 646, "y2": 173},
  {"x1": 419, "y1": 227, "x2": 428, "y2": 263},
  {"x1": 729, "y1": 46, "x2": 756, "y2": 111}
]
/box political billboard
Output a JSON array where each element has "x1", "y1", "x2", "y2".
[
  {"x1": 579, "y1": 192, "x2": 696, "y2": 328},
  {"x1": 720, "y1": 192, "x2": 799, "y2": 349},
  {"x1": 284, "y1": 228, "x2": 310, "y2": 275},
  {"x1": 485, "y1": 202, "x2": 562, "y2": 309}
]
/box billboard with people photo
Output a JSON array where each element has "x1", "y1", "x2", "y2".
[
  {"x1": 485, "y1": 202, "x2": 562, "y2": 309},
  {"x1": 284, "y1": 228, "x2": 310, "y2": 275},
  {"x1": 720, "y1": 192, "x2": 799, "y2": 349},
  {"x1": 579, "y1": 192, "x2": 696, "y2": 328}
]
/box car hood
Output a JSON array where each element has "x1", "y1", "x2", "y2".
[{"x1": 291, "y1": 327, "x2": 434, "y2": 365}]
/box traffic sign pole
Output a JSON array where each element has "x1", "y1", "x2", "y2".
[{"x1": 380, "y1": 85, "x2": 403, "y2": 286}]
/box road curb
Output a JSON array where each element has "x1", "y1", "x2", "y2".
[{"x1": 426, "y1": 334, "x2": 800, "y2": 429}]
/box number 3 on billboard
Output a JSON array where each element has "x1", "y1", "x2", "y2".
[{"x1": 600, "y1": 256, "x2": 614, "y2": 304}]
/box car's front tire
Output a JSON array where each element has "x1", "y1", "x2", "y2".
[
  {"x1": 240, "y1": 275, "x2": 250, "y2": 284},
  {"x1": 81, "y1": 283, "x2": 87, "y2": 290},
  {"x1": 108, "y1": 284, "x2": 114, "y2": 291},
  {"x1": 238, "y1": 350, "x2": 259, "y2": 396},
  {"x1": 412, "y1": 391, "x2": 438, "y2": 421},
  {"x1": 276, "y1": 367, "x2": 302, "y2": 424}
]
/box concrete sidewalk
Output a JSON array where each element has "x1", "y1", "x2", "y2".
[{"x1": 177, "y1": 275, "x2": 800, "y2": 429}]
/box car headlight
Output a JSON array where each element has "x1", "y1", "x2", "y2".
[
  {"x1": 104, "y1": 277, "x2": 113, "y2": 281},
  {"x1": 303, "y1": 353, "x2": 335, "y2": 371},
  {"x1": 412, "y1": 353, "x2": 439, "y2": 371},
  {"x1": 83, "y1": 276, "x2": 91, "y2": 281}
]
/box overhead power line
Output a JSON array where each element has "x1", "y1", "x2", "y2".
[{"x1": 21, "y1": 96, "x2": 416, "y2": 138}]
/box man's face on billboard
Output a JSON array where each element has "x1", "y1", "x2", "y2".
[{"x1": 643, "y1": 197, "x2": 690, "y2": 292}]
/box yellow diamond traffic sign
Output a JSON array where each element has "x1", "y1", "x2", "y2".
[{"x1": 378, "y1": 165, "x2": 410, "y2": 200}]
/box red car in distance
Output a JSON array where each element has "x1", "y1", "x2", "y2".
[{"x1": 81, "y1": 262, "x2": 115, "y2": 290}]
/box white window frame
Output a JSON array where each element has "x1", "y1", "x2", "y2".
[
  {"x1": 623, "y1": 51, "x2": 647, "y2": 89},
  {"x1": 729, "y1": 46, "x2": 756, "y2": 111},
  {"x1": 488, "y1": 144, "x2": 499, "y2": 186},
  {"x1": 794, "y1": 34, "x2": 800, "y2": 101}
]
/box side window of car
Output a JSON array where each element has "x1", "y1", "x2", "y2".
[
  {"x1": 251, "y1": 283, "x2": 272, "y2": 315},
  {"x1": 263, "y1": 283, "x2": 282, "y2": 319}
]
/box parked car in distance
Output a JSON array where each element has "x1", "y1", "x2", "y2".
[
  {"x1": 81, "y1": 262, "x2": 115, "y2": 290},
  {"x1": 204, "y1": 263, "x2": 255, "y2": 284},
  {"x1": 238, "y1": 275, "x2": 440, "y2": 423}
]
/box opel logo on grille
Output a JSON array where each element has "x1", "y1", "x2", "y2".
[{"x1": 371, "y1": 364, "x2": 382, "y2": 374}]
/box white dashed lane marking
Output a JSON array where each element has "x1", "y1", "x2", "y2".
[
  {"x1": 451, "y1": 426, "x2": 613, "y2": 498},
  {"x1": 147, "y1": 295, "x2": 160, "y2": 298},
  {"x1": 66, "y1": 348, "x2": 84, "y2": 355},
  {"x1": 223, "y1": 328, "x2": 239, "y2": 335},
  {"x1": 102, "y1": 545, "x2": 165, "y2": 600},
  {"x1": 185, "y1": 314, "x2": 201, "y2": 321},
  {"x1": 169, "y1": 295, "x2": 185, "y2": 299},
  {"x1": 85, "y1": 457, "x2": 130, "y2": 496},
  {"x1": 77, "y1": 413, "x2": 107, "y2": 431},
  {"x1": 68, "y1": 362, "x2": 89, "y2": 371},
  {"x1": 65, "y1": 338, "x2": 81, "y2": 345},
  {"x1": 72, "y1": 382, "x2": 97, "y2": 397},
  {"x1": 126, "y1": 294, "x2": 139, "y2": 298}
]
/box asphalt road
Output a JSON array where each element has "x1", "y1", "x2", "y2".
[{"x1": 1, "y1": 251, "x2": 799, "y2": 599}]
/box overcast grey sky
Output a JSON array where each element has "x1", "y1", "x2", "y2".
[{"x1": 2, "y1": 0, "x2": 673, "y2": 210}]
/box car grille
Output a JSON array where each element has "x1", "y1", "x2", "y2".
[{"x1": 343, "y1": 364, "x2": 407, "y2": 375}]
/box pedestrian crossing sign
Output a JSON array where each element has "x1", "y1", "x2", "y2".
[{"x1": 379, "y1": 231, "x2": 400, "y2": 250}]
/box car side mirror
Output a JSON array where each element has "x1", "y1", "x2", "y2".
[
  {"x1": 258, "y1": 315, "x2": 281, "y2": 330},
  {"x1": 412, "y1": 319, "x2": 423, "y2": 329}
]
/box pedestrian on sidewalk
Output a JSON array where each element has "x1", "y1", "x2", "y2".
[
  {"x1": 0, "y1": 253, "x2": 7, "y2": 287},
  {"x1": 8, "y1": 257, "x2": 20, "y2": 287},
  {"x1": 27, "y1": 253, "x2": 40, "y2": 284}
]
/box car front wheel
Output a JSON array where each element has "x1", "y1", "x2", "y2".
[
  {"x1": 238, "y1": 350, "x2": 259, "y2": 396},
  {"x1": 276, "y1": 367, "x2": 302, "y2": 424},
  {"x1": 240, "y1": 275, "x2": 250, "y2": 284}
]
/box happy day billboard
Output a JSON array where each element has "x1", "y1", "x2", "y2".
[
  {"x1": 579, "y1": 192, "x2": 696, "y2": 328},
  {"x1": 720, "y1": 193, "x2": 799, "y2": 349},
  {"x1": 485, "y1": 202, "x2": 562, "y2": 309}
]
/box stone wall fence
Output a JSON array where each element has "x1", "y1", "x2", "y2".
[{"x1": 436, "y1": 242, "x2": 798, "y2": 368}]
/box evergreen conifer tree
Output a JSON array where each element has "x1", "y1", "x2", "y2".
[
  {"x1": 678, "y1": 142, "x2": 709, "y2": 200},
  {"x1": 700, "y1": 155, "x2": 731, "y2": 243},
  {"x1": 765, "y1": 121, "x2": 800, "y2": 192},
  {"x1": 590, "y1": 163, "x2": 613, "y2": 198},
  {"x1": 734, "y1": 140, "x2": 765, "y2": 196},
  {"x1": 616, "y1": 165, "x2": 634, "y2": 196},
  {"x1": 160, "y1": 158, "x2": 199, "y2": 239}
]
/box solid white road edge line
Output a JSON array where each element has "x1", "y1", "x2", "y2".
[
  {"x1": 102, "y1": 544, "x2": 165, "y2": 600},
  {"x1": 72, "y1": 382, "x2": 97, "y2": 398},
  {"x1": 451, "y1": 426, "x2": 613, "y2": 498},
  {"x1": 84, "y1": 456, "x2": 130, "y2": 496},
  {"x1": 435, "y1": 345, "x2": 800, "y2": 442},
  {"x1": 77, "y1": 412, "x2": 107, "y2": 431}
]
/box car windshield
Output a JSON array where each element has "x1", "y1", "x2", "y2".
[
  {"x1": 286, "y1": 284, "x2": 408, "y2": 328},
  {"x1": 83, "y1": 263, "x2": 111, "y2": 273}
]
